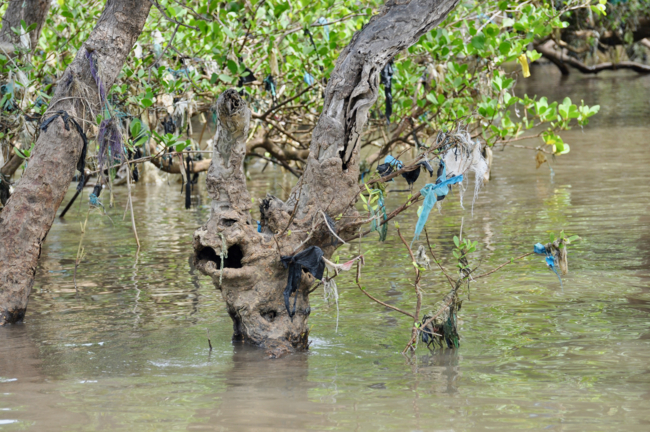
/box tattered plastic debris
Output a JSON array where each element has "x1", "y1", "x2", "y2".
[
  {"x1": 318, "y1": 17, "x2": 330, "y2": 41},
  {"x1": 263, "y1": 75, "x2": 277, "y2": 106},
  {"x1": 303, "y1": 72, "x2": 315, "y2": 86},
  {"x1": 412, "y1": 160, "x2": 463, "y2": 243},
  {"x1": 376, "y1": 155, "x2": 434, "y2": 187},
  {"x1": 437, "y1": 128, "x2": 489, "y2": 212},
  {"x1": 280, "y1": 246, "x2": 325, "y2": 319},
  {"x1": 415, "y1": 245, "x2": 431, "y2": 269},
  {"x1": 41, "y1": 110, "x2": 89, "y2": 192},
  {"x1": 89, "y1": 184, "x2": 103, "y2": 209},
  {"x1": 420, "y1": 290, "x2": 462, "y2": 350},
  {"x1": 534, "y1": 241, "x2": 568, "y2": 287}
]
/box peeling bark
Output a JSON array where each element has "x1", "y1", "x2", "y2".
[
  {"x1": 0, "y1": 1, "x2": 151, "y2": 325},
  {"x1": 194, "y1": 0, "x2": 459, "y2": 356}
]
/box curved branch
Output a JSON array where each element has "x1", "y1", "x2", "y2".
[{"x1": 536, "y1": 40, "x2": 650, "y2": 75}]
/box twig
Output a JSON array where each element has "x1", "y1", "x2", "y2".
[
  {"x1": 148, "y1": 0, "x2": 201, "y2": 31},
  {"x1": 320, "y1": 210, "x2": 347, "y2": 245},
  {"x1": 424, "y1": 228, "x2": 456, "y2": 289},
  {"x1": 125, "y1": 163, "x2": 141, "y2": 249},
  {"x1": 148, "y1": 23, "x2": 180, "y2": 71},
  {"x1": 279, "y1": 176, "x2": 303, "y2": 236},
  {"x1": 473, "y1": 252, "x2": 534, "y2": 279},
  {"x1": 355, "y1": 276, "x2": 415, "y2": 319},
  {"x1": 397, "y1": 228, "x2": 422, "y2": 326}
]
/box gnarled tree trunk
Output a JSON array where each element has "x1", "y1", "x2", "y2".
[
  {"x1": 0, "y1": 0, "x2": 151, "y2": 325},
  {"x1": 193, "y1": 0, "x2": 459, "y2": 356}
]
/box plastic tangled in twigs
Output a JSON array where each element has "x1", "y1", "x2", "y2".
[
  {"x1": 303, "y1": 72, "x2": 315, "y2": 86},
  {"x1": 420, "y1": 289, "x2": 462, "y2": 350},
  {"x1": 368, "y1": 189, "x2": 388, "y2": 241},
  {"x1": 40, "y1": 110, "x2": 88, "y2": 192},
  {"x1": 379, "y1": 60, "x2": 394, "y2": 123},
  {"x1": 534, "y1": 242, "x2": 565, "y2": 287},
  {"x1": 236, "y1": 62, "x2": 257, "y2": 90},
  {"x1": 97, "y1": 118, "x2": 123, "y2": 169},
  {"x1": 263, "y1": 75, "x2": 277, "y2": 106},
  {"x1": 437, "y1": 128, "x2": 489, "y2": 212},
  {"x1": 89, "y1": 184, "x2": 103, "y2": 210},
  {"x1": 318, "y1": 17, "x2": 330, "y2": 41},
  {"x1": 321, "y1": 254, "x2": 364, "y2": 333},
  {"x1": 377, "y1": 155, "x2": 434, "y2": 187},
  {"x1": 415, "y1": 245, "x2": 431, "y2": 270},
  {"x1": 280, "y1": 246, "x2": 325, "y2": 320},
  {"x1": 412, "y1": 160, "x2": 463, "y2": 244},
  {"x1": 85, "y1": 49, "x2": 106, "y2": 103}
]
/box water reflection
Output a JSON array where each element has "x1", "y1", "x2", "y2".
[{"x1": 0, "y1": 65, "x2": 649, "y2": 430}]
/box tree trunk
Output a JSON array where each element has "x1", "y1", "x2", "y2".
[
  {"x1": 193, "y1": 0, "x2": 459, "y2": 356},
  {"x1": 0, "y1": 0, "x2": 51, "y2": 53},
  {"x1": 0, "y1": 0, "x2": 52, "y2": 178},
  {"x1": 0, "y1": 0, "x2": 151, "y2": 325}
]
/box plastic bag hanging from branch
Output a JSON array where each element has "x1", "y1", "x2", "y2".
[
  {"x1": 376, "y1": 155, "x2": 434, "y2": 187},
  {"x1": 438, "y1": 128, "x2": 488, "y2": 212},
  {"x1": 263, "y1": 75, "x2": 277, "y2": 107},
  {"x1": 420, "y1": 289, "x2": 462, "y2": 350},
  {"x1": 533, "y1": 234, "x2": 576, "y2": 286},
  {"x1": 40, "y1": 110, "x2": 89, "y2": 192},
  {"x1": 280, "y1": 246, "x2": 325, "y2": 319},
  {"x1": 97, "y1": 118, "x2": 124, "y2": 169},
  {"x1": 412, "y1": 160, "x2": 463, "y2": 243}
]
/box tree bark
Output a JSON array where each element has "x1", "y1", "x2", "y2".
[
  {"x1": 0, "y1": 0, "x2": 51, "y2": 53},
  {"x1": 0, "y1": 0, "x2": 151, "y2": 325},
  {"x1": 0, "y1": 0, "x2": 52, "y2": 178},
  {"x1": 193, "y1": 0, "x2": 459, "y2": 356}
]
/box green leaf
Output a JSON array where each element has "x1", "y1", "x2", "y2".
[
  {"x1": 453, "y1": 235, "x2": 460, "y2": 247},
  {"x1": 498, "y1": 41, "x2": 511, "y2": 56},
  {"x1": 471, "y1": 33, "x2": 486, "y2": 51}
]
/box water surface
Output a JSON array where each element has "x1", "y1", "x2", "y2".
[{"x1": 1, "y1": 65, "x2": 649, "y2": 431}]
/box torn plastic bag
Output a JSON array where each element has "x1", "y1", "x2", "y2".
[
  {"x1": 534, "y1": 242, "x2": 564, "y2": 286},
  {"x1": 263, "y1": 75, "x2": 277, "y2": 106},
  {"x1": 412, "y1": 160, "x2": 463, "y2": 242},
  {"x1": 376, "y1": 155, "x2": 435, "y2": 186},
  {"x1": 439, "y1": 130, "x2": 488, "y2": 211},
  {"x1": 280, "y1": 246, "x2": 325, "y2": 319}
]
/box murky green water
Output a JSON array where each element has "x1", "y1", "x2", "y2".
[{"x1": 1, "y1": 65, "x2": 649, "y2": 431}]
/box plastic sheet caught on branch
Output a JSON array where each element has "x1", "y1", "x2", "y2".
[
  {"x1": 534, "y1": 241, "x2": 568, "y2": 287},
  {"x1": 40, "y1": 110, "x2": 88, "y2": 192},
  {"x1": 263, "y1": 75, "x2": 277, "y2": 106},
  {"x1": 280, "y1": 246, "x2": 325, "y2": 319},
  {"x1": 437, "y1": 128, "x2": 488, "y2": 212},
  {"x1": 97, "y1": 118, "x2": 123, "y2": 169},
  {"x1": 412, "y1": 160, "x2": 463, "y2": 243},
  {"x1": 376, "y1": 155, "x2": 434, "y2": 187},
  {"x1": 420, "y1": 290, "x2": 462, "y2": 350}
]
